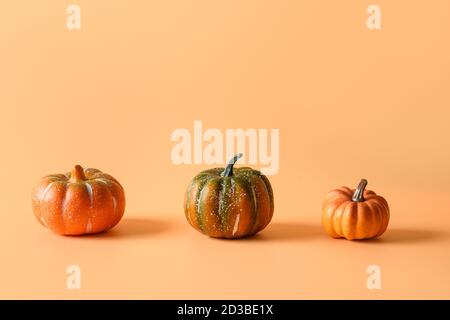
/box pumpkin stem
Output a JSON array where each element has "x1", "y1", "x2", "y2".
[
  {"x1": 352, "y1": 179, "x2": 368, "y2": 202},
  {"x1": 70, "y1": 165, "x2": 87, "y2": 182},
  {"x1": 223, "y1": 153, "x2": 243, "y2": 177}
]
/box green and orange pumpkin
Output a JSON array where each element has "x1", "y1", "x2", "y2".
[{"x1": 184, "y1": 154, "x2": 274, "y2": 239}]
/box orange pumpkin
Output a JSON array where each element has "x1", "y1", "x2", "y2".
[
  {"x1": 32, "y1": 165, "x2": 125, "y2": 235},
  {"x1": 184, "y1": 154, "x2": 274, "y2": 239},
  {"x1": 322, "y1": 179, "x2": 389, "y2": 240}
]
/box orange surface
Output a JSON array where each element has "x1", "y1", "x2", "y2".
[{"x1": 1, "y1": 1, "x2": 450, "y2": 299}]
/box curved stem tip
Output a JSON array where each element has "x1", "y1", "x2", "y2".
[
  {"x1": 223, "y1": 153, "x2": 243, "y2": 177},
  {"x1": 352, "y1": 179, "x2": 368, "y2": 202}
]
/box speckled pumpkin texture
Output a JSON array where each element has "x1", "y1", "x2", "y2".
[{"x1": 184, "y1": 167, "x2": 274, "y2": 239}]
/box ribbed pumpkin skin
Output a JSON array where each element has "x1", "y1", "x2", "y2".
[
  {"x1": 32, "y1": 166, "x2": 125, "y2": 235},
  {"x1": 184, "y1": 167, "x2": 274, "y2": 239},
  {"x1": 322, "y1": 186, "x2": 389, "y2": 240}
]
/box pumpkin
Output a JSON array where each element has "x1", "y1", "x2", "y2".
[
  {"x1": 322, "y1": 179, "x2": 389, "y2": 240},
  {"x1": 32, "y1": 165, "x2": 125, "y2": 235},
  {"x1": 184, "y1": 153, "x2": 274, "y2": 239}
]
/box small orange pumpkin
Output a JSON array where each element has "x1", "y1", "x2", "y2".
[
  {"x1": 32, "y1": 165, "x2": 125, "y2": 235},
  {"x1": 322, "y1": 179, "x2": 389, "y2": 240},
  {"x1": 184, "y1": 154, "x2": 274, "y2": 239}
]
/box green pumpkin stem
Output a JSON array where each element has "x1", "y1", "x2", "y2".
[
  {"x1": 223, "y1": 153, "x2": 243, "y2": 177},
  {"x1": 352, "y1": 179, "x2": 368, "y2": 202}
]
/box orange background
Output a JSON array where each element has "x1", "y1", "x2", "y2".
[{"x1": 1, "y1": 1, "x2": 450, "y2": 299}]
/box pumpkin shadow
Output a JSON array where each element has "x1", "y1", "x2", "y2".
[
  {"x1": 366, "y1": 228, "x2": 448, "y2": 244},
  {"x1": 82, "y1": 218, "x2": 169, "y2": 239},
  {"x1": 245, "y1": 222, "x2": 324, "y2": 241}
]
